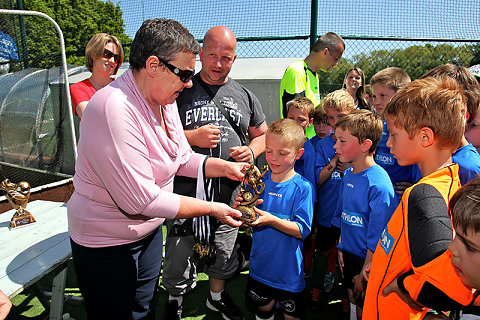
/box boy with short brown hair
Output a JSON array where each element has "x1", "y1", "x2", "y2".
[
  {"x1": 370, "y1": 67, "x2": 412, "y2": 200},
  {"x1": 363, "y1": 77, "x2": 474, "y2": 319},
  {"x1": 286, "y1": 97, "x2": 316, "y2": 200},
  {"x1": 286, "y1": 97, "x2": 315, "y2": 129},
  {"x1": 311, "y1": 104, "x2": 334, "y2": 146},
  {"x1": 332, "y1": 110, "x2": 397, "y2": 319}
]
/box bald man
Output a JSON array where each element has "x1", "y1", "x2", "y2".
[{"x1": 163, "y1": 26, "x2": 267, "y2": 320}]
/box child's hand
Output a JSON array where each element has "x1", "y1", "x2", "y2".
[
  {"x1": 247, "y1": 206, "x2": 271, "y2": 227},
  {"x1": 362, "y1": 262, "x2": 372, "y2": 281},
  {"x1": 382, "y1": 277, "x2": 425, "y2": 311},
  {"x1": 352, "y1": 273, "x2": 367, "y2": 302},
  {"x1": 327, "y1": 155, "x2": 339, "y2": 171},
  {"x1": 338, "y1": 249, "x2": 345, "y2": 277},
  {"x1": 394, "y1": 181, "x2": 412, "y2": 196},
  {"x1": 336, "y1": 161, "x2": 352, "y2": 175}
]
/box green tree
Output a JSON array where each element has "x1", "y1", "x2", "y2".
[
  {"x1": 315, "y1": 42, "x2": 474, "y2": 97},
  {"x1": 11, "y1": 0, "x2": 130, "y2": 69}
]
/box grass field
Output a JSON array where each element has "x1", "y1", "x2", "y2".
[
  {"x1": 5, "y1": 226, "x2": 346, "y2": 320},
  {"x1": 6, "y1": 259, "x2": 346, "y2": 320}
]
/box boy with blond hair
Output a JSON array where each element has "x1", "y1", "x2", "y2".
[
  {"x1": 363, "y1": 77, "x2": 474, "y2": 319},
  {"x1": 245, "y1": 118, "x2": 314, "y2": 320},
  {"x1": 331, "y1": 110, "x2": 397, "y2": 319},
  {"x1": 310, "y1": 89, "x2": 356, "y2": 310},
  {"x1": 370, "y1": 67, "x2": 413, "y2": 200}
]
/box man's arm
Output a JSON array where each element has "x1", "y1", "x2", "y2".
[
  {"x1": 184, "y1": 125, "x2": 221, "y2": 149},
  {"x1": 230, "y1": 121, "x2": 268, "y2": 163}
]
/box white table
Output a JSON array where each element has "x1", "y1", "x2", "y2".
[{"x1": 0, "y1": 200, "x2": 71, "y2": 320}]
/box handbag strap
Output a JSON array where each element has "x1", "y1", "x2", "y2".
[{"x1": 196, "y1": 74, "x2": 247, "y2": 145}]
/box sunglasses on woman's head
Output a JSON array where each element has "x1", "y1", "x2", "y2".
[
  {"x1": 103, "y1": 49, "x2": 120, "y2": 63},
  {"x1": 156, "y1": 57, "x2": 194, "y2": 83}
]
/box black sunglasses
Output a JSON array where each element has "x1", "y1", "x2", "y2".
[
  {"x1": 156, "y1": 57, "x2": 194, "y2": 83},
  {"x1": 103, "y1": 49, "x2": 120, "y2": 63}
]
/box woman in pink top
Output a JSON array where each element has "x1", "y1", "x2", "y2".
[
  {"x1": 67, "y1": 19, "x2": 248, "y2": 319},
  {"x1": 70, "y1": 33, "x2": 124, "y2": 119}
]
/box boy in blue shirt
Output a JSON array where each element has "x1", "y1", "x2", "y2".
[
  {"x1": 331, "y1": 110, "x2": 397, "y2": 319},
  {"x1": 286, "y1": 97, "x2": 317, "y2": 277},
  {"x1": 311, "y1": 104, "x2": 334, "y2": 149},
  {"x1": 370, "y1": 67, "x2": 413, "y2": 200},
  {"x1": 311, "y1": 89, "x2": 356, "y2": 309},
  {"x1": 286, "y1": 97, "x2": 317, "y2": 192},
  {"x1": 244, "y1": 118, "x2": 314, "y2": 320}
]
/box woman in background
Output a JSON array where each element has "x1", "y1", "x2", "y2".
[
  {"x1": 343, "y1": 67, "x2": 370, "y2": 110},
  {"x1": 70, "y1": 33, "x2": 124, "y2": 118}
]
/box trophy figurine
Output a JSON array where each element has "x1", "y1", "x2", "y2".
[
  {"x1": 236, "y1": 164, "x2": 269, "y2": 223},
  {"x1": 1, "y1": 179, "x2": 35, "y2": 229}
]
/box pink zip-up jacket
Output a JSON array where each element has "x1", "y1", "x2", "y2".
[{"x1": 67, "y1": 69, "x2": 205, "y2": 247}]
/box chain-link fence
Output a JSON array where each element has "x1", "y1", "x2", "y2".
[
  {"x1": 0, "y1": 9, "x2": 76, "y2": 188},
  {"x1": 0, "y1": 0, "x2": 479, "y2": 186}
]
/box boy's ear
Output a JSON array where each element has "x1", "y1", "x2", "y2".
[
  {"x1": 419, "y1": 127, "x2": 434, "y2": 147},
  {"x1": 295, "y1": 148, "x2": 305, "y2": 160},
  {"x1": 361, "y1": 139, "x2": 373, "y2": 153}
]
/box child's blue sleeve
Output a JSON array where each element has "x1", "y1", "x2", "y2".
[
  {"x1": 331, "y1": 180, "x2": 344, "y2": 228},
  {"x1": 366, "y1": 185, "x2": 397, "y2": 252},
  {"x1": 292, "y1": 181, "x2": 314, "y2": 240}
]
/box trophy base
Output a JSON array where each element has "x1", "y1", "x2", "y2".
[
  {"x1": 10, "y1": 211, "x2": 36, "y2": 229},
  {"x1": 236, "y1": 206, "x2": 257, "y2": 223}
]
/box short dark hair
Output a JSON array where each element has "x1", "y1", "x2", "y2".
[
  {"x1": 129, "y1": 18, "x2": 200, "y2": 71},
  {"x1": 312, "y1": 32, "x2": 345, "y2": 54},
  {"x1": 450, "y1": 177, "x2": 480, "y2": 235}
]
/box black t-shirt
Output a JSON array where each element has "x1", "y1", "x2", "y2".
[{"x1": 174, "y1": 74, "x2": 265, "y2": 203}]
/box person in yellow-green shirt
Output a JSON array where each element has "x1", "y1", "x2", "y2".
[{"x1": 280, "y1": 32, "x2": 345, "y2": 138}]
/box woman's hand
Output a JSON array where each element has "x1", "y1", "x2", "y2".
[
  {"x1": 224, "y1": 161, "x2": 250, "y2": 181},
  {"x1": 0, "y1": 289, "x2": 11, "y2": 320},
  {"x1": 209, "y1": 202, "x2": 243, "y2": 227}
]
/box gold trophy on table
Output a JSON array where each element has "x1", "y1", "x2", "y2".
[
  {"x1": 1, "y1": 179, "x2": 35, "y2": 229},
  {"x1": 236, "y1": 164, "x2": 269, "y2": 223}
]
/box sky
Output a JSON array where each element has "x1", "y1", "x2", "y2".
[{"x1": 109, "y1": 0, "x2": 479, "y2": 59}]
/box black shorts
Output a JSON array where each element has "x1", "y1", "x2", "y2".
[
  {"x1": 315, "y1": 225, "x2": 340, "y2": 252},
  {"x1": 342, "y1": 250, "x2": 365, "y2": 306},
  {"x1": 245, "y1": 277, "x2": 305, "y2": 319}
]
